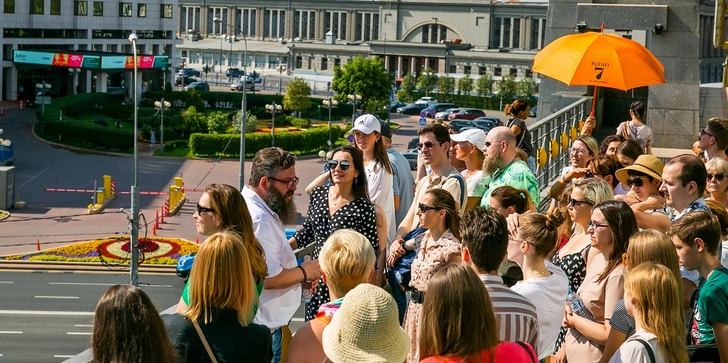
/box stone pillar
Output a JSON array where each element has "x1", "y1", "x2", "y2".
[
  {"x1": 410, "y1": 57, "x2": 416, "y2": 76},
  {"x1": 201, "y1": 6, "x2": 209, "y2": 36},
  {"x1": 397, "y1": 56, "x2": 403, "y2": 77},
  {"x1": 96, "y1": 72, "x2": 108, "y2": 93},
  {"x1": 257, "y1": 7, "x2": 265, "y2": 40}
]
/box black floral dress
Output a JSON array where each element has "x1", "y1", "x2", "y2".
[
  {"x1": 293, "y1": 185, "x2": 379, "y2": 321},
  {"x1": 551, "y1": 244, "x2": 590, "y2": 351}
]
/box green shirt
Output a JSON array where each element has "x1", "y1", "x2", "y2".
[
  {"x1": 181, "y1": 278, "x2": 265, "y2": 318},
  {"x1": 691, "y1": 267, "x2": 728, "y2": 344},
  {"x1": 479, "y1": 160, "x2": 540, "y2": 208}
]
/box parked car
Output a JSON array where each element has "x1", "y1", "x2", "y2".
[
  {"x1": 230, "y1": 79, "x2": 255, "y2": 91},
  {"x1": 225, "y1": 67, "x2": 245, "y2": 78},
  {"x1": 389, "y1": 101, "x2": 407, "y2": 112},
  {"x1": 415, "y1": 97, "x2": 438, "y2": 105},
  {"x1": 423, "y1": 103, "x2": 457, "y2": 118},
  {"x1": 397, "y1": 103, "x2": 427, "y2": 115},
  {"x1": 402, "y1": 149, "x2": 419, "y2": 171},
  {"x1": 175, "y1": 75, "x2": 196, "y2": 86},
  {"x1": 408, "y1": 137, "x2": 419, "y2": 150},
  {"x1": 529, "y1": 106, "x2": 538, "y2": 118},
  {"x1": 178, "y1": 68, "x2": 201, "y2": 77},
  {"x1": 447, "y1": 108, "x2": 486, "y2": 121},
  {"x1": 448, "y1": 120, "x2": 478, "y2": 133},
  {"x1": 247, "y1": 72, "x2": 262, "y2": 83},
  {"x1": 184, "y1": 82, "x2": 210, "y2": 92},
  {"x1": 471, "y1": 117, "x2": 502, "y2": 132},
  {"x1": 435, "y1": 108, "x2": 461, "y2": 121}
]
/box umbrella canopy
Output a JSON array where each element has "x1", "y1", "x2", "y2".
[{"x1": 532, "y1": 31, "x2": 665, "y2": 91}]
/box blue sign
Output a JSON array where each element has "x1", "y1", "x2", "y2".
[
  {"x1": 347, "y1": 134, "x2": 354, "y2": 143},
  {"x1": 420, "y1": 110, "x2": 427, "y2": 118},
  {"x1": 419, "y1": 117, "x2": 427, "y2": 126}
]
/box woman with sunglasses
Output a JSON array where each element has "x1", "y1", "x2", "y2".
[
  {"x1": 706, "y1": 157, "x2": 728, "y2": 211},
  {"x1": 177, "y1": 183, "x2": 268, "y2": 314},
  {"x1": 290, "y1": 145, "x2": 381, "y2": 321},
  {"x1": 548, "y1": 135, "x2": 599, "y2": 201},
  {"x1": 614, "y1": 154, "x2": 670, "y2": 232},
  {"x1": 549, "y1": 178, "x2": 614, "y2": 362},
  {"x1": 387, "y1": 188, "x2": 462, "y2": 362},
  {"x1": 563, "y1": 200, "x2": 638, "y2": 363}
]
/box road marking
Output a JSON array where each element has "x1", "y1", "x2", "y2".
[
  {"x1": 0, "y1": 331, "x2": 23, "y2": 334},
  {"x1": 17, "y1": 165, "x2": 50, "y2": 189},
  {"x1": 0, "y1": 310, "x2": 94, "y2": 316},
  {"x1": 74, "y1": 324, "x2": 93, "y2": 328},
  {"x1": 0, "y1": 281, "x2": 12, "y2": 283},
  {"x1": 54, "y1": 355, "x2": 74, "y2": 358},
  {"x1": 67, "y1": 332, "x2": 92, "y2": 336},
  {"x1": 35, "y1": 295, "x2": 79, "y2": 299},
  {"x1": 48, "y1": 282, "x2": 174, "y2": 288}
]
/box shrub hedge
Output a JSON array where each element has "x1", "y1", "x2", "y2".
[{"x1": 190, "y1": 125, "x2": 341, "y2": 156}]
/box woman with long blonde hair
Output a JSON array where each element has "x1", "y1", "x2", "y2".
[
  {"x1": 164, "y1": 231, "x2": 272, "y2": 362},
  {"x1": 608, "y1": 262, "x2": 688, "y2": 363}
]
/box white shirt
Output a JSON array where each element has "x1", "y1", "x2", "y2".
[
  {"x1": 365, "y1": 160, "x2": 396, "y2": 245},
  {"x1": 511, "y1": 260, "x2": 569, "y2": 360},
  {"x1": 608, "y1": 330, "x2": 666, "y2": 363},
  {"x1": 244, "y1": 186, "x2": 301, "y2": 330},
  {"x1": 461, "y1": 169, "x2": 484, "y2": 197}
]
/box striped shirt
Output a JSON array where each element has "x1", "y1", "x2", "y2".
[{"x1": 480, "y1": 274, "x2": 540, "y2": 354}]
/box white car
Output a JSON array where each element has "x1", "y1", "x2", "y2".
[
  {"x1": 435, "y1": 108, "x2": 460, "y2": 121},
  {"x1": 415, "y1": 97, "x2": 438, "y2": 105}
]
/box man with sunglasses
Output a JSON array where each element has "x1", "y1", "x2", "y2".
[
  {"x1": 479, "y1": 126, "x2": 539, "y2": 210},
  {"x1": 699, "y1": 117, "x2": 728, "y2": 161},
  {"x1": 244, "y1": 147, "x2": 321, "y2": 363}
]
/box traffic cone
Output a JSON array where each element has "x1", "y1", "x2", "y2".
[
  {"x1": 155, "y1": 210, "x2": 160, "y2": 229},
  {"x1": 195, "y1": 237, "x2": 199, "y2": 244},
  {"x1": 151, "y1": 225, "x2": 157, "y2": 236},
  {"x1": 36, "y1": 239, "x2": 40, "y2": 251},
  {"x1": 160, "y1": 208, "x2": 165, "y2": 223}
]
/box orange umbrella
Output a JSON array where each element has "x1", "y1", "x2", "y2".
[{"x1": 532, "y1": 24, "x2": 664, "y2": 115}]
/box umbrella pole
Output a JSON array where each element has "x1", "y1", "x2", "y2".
[{"x1": 590, "y1": 85, "x2": 597, "y2": 116}]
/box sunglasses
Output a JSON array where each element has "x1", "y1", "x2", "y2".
[
  {"x1": 483, "y1": 140, "x2": 503, "y2": 149},
  {"x1": 416, "y1": 141, "x2": 439, "y2": 150},
  {"x1": 269, "y1": 176, "x2": 300, "y2": 190},
  {"x1": 708, "y1": 173, "x2": 726, "y2": 181},
  {"x1": 587, "y1": 220, "x2": 609, "y2": 230},
  {"x1": 327, "y1": 160, "x2": 352, "y2": 171},
  {"x1": 701, "y1": 129, "x2": 715, "y2": 138},
  {"x1": 567, "y1": 196, "x2": 593, "y2": 207},
  {"x1": 196, "y1": 203, "x2": 215, "y2": 215},
  {"x1": 418, "y1": 203, "x2": 441, "y2": 213},
  {"x1": 625, "y1": 176, "x2": 647, "y2": 187}
]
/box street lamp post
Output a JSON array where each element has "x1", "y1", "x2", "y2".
[
  {"x1": 276, "y1": 64, "x2": 285, "y2": 95},
  {"x1": 128, "y1": 32, "x2": 141, "y2": 286},
  {"x1": 219, "y1": 34, "x2": 226, "y2": 74},
  {"x1": 347, "y1": 93, "x2": 361, "y2": 123},
  {"x1": 423, "y1": 71, "x2": 433, "y2": 96},
  {"x1": 214, "y1": 16, "x2": 248, "y2": 190},
  {"x1": 322, "y1": 98, "x2": 338, "y2": 150},
  {"x1": 67, "y1": 68, "x2": 81, "y2": 95},
  {"x1": 265, "y1": 102, "x2": 282, "y2": 146},
  {"x1": 154, "y1": 99, "x2": 171, "y2": 155}
]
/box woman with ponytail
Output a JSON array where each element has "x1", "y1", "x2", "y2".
[
  {"x1": 505, "y1": 99, "x2": 536, "y2": 171},
  {"x1": 507, "y1": 210, "x2": 570, "y2": 360}
]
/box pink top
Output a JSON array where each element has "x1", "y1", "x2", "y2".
[{"x1": 420, "y1": 342, "x2": 537, "y2": 363}]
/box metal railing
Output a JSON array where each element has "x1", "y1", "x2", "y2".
[{"x1": 529, "y1": 98, "x2": 590, "y2": 195}]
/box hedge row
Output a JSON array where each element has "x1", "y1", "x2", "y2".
[
  {"x1": 40, "y1": 119, "x2": 135, "y2": 151},
  {"x1": 190, "y1": 125, "x2": 341, "y2": 156}
]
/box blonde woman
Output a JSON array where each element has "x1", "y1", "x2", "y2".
[
  {"x1": 164, "y1": 231, "x2": 272, "y2": 362},
  {"x1": 286, "y1": 229, "x2": 376, "y2": 363},
  {"x1": 706, "y1": 157, "x2": 728, "y2": 211},
  {"x1": 608, "y1": 263, "x2": 688, "y2": 363},
  {"x1": 598, "y1": 229, "x2": 683, "y2": 363}
]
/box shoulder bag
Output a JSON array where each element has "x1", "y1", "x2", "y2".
[{"x1": 193, "y1": 320, "x2": 219, "y2": 363}]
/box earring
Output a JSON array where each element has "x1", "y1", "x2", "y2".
[{"x1": 353, "y1": 177, "x2": 358, "y2": 187}]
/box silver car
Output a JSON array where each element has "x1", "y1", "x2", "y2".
[
  {"x1": 434, "y1": 108, "x2": 460, "y2": 121},
  {"x1": 230, "y1": 79, "x2": 255, "y2": 92}
]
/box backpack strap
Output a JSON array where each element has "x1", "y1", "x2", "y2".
[
  {"x1": 447, "y1": 173, "x2": 466, "y2": 209},
  {"x1": 514, "y1": 341, "x2": 538, "y2": 363},
  {"x1": 631, "y1": 337, "x2": 656, "y2": 363}
]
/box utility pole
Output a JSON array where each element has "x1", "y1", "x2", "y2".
[{"x1": 128, "y1": 33, "x2": 140, "y2": 286}]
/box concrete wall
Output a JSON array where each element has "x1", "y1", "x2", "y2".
[{"x1": 538, "y1": 0, "x2": 701, "y2": 149}]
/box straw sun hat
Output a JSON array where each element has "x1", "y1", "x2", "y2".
[
  {"x1": 615, "y1": 154, "x2": 665, "y2": 186},
  {"x1": 321, "y1": 284, "x2": 410, "y2": 363}
]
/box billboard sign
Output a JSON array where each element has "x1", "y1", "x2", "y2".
[
  {"x1": 13, "y1": 50, "x2": 100, "y2": 69},
  {"x1": 100, "y1": 55, "x2": 168, "y2": 69}
]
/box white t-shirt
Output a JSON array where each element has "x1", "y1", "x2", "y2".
[
  {"x1": 243, "y1": 187, "x2": 301, "y2": 331},
  {"x1": 614, "y1": 182, "x2": 630, "y2": 196},
  {"x1": 608, "y1": 330, "x2": 666, "y2": 363},
  {"x1": 365, "y1": 160, "x2": 396, "y2": 245},
  {"x1": 461, "y1": 169, "x2": 485, "y2": 198},
  {"x1": 511, "y1": 260, "x2": 569, "y2": 360}
]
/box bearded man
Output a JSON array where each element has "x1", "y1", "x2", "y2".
[
  {"x1": 479, "y1": 126, "x2": 540, "y2": 210},
  {"x1": 244, "y1": 147, "x2": 320, "y2": 363}
]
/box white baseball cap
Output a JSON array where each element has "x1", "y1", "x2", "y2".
[
  {"x1": 351, "y1": 114, "x2": 381, "y2": 135},
  {"x1": 450, "y1": 128, "x2": 486, "y2": 150}
]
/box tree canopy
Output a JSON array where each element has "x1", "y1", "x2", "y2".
[
  {"x1": 400, "y1": 74, "x2": 417, "y2": 102},
  {"x1": 476, "y1": 74, "x2": 493, "y2": 96},
  {"x1": 517, "y1": 77, "x2": 539, "y2": 99},
  {"x1": 438, "y1": 75, "x2": 455, "y2": 96},
  {"x1": 283, "y1": 77, "x2": 311, "y2": 115},
  {"x1": 416, "y1": 68, "x2": 438, "y2": 95},
  {"x1": 458, "y1": 74, "x2": 474, "y2": 95},
  {"x1": 332, "y1": 57, "x2": 391, "y2": 114},
  {"x1": 497, "y1": 74, "x2": 517, "y2": 99}
]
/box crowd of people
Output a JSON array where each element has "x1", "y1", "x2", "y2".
[{"x1": 83, "y1": 105, "x2": 728, "y2": 363}]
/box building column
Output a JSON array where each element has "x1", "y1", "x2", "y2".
[
  {"x1": 85, "y1": 70, "x2": 92, "y2": 93},
  {"x1": 384, "y1": 55, "x2": 390, "y2": 71},
  {"x1": 201, "y1": 5, "x2": 209, "y2": 37},
  {"x1": 397, "y1": 56, "x2": 403, "y2": 77},
  {"x1": 424, "y1": 57, "x2": 430, "y2": 70},
  {"x1": 96, "y1": 72, "x2": 108, "y2": 93},
  {"x1": 347, "y1": 10, "x2": 356, "y2": 41},
  {"x1": 257, "y1": 7, "x2": 265, "y2": 40},
  {"x1": 317, "y1": 9, "x2": 325, "y2": 40},
  {"x1": 410, "y1": 57, "x2": 416, "y2": 76}
]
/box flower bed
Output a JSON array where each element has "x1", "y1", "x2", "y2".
[{"x1": 0, "y1": 236, "x2": 199, "y2": 264}]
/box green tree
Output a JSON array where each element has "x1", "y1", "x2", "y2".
[
  {"x1": 187, "y1": 89, "x2": 205, "y2": 111},
  {"x1": 517, "y1": 77, "x2": 539, "y2": 99},
  {"x1": 416, "y1": 68, "x2": 438, "y2": 96},
  {"x1": 476, "y1": 74, "x2": 494, "y2": 96},
  {"x1": 283, "y1": 77, "x2": 311, "y2": 117},
  {"x1": 178, "y1": 106, "x2": 207, "y2": 139},
  {"x1": 396, "y1": 90, "x2": 409, "y2": 103},
  {"x1": 498, "y1": 74, "x2": 517, "y2": 99},
  {"x1": 400, "y1": 74, "x2": 416, "y2": 102},
  {"x1": 206, "y1": 111, "x2": 229, "y2": 134},
  {"x1": 458, "y1": 74, "x2": 474, "y2": 95},
  {"x1": 234, "y1": 110, "x2": 258, "y2": 133},
  {"x1": 332, "y1": 56, "x2": 391, "y2": 113},
  {"x1": 438, "y1": 75, "x2": 455, "y2": 100}
]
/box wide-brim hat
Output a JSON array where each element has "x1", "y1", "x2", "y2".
[
  {"x1": 615, "y1": 154, "x2": 664, "y2": 186},
  {"x1": 322, "y1": 284, "x2": 410, "y2": 363}
]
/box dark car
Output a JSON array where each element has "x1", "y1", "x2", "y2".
[
  {"x1": 448, "y1": 120, "x2": 477, "y2": 133},
  {"x1": 389, "y1": 101, "x2": 406, "y2": 112},
  {"x1": 529, "y1": 106, "x2": 538, "y2": 118},
  {"x1": 447, "y1": 108, "x2": 486, "y2": 121},
  {"x1": 175, "y1": 75, "x2": 196, "y2": 86},
  {"x1": 184, "y1": 82, "x2": 210, "y2": 92},
  {"x1": 471, "y1": 117, "x2": 502, "y2": 132},
  {"x1": 178, "y1": 68, "x2": 201, "y2": 77},
  {"x1": 423, "y1": 103, "x2": 458, "y2": 118},
  {"x1": 408, "y1": 137, "x2": 419, "y2": 150},
  {"x1": 397, "y1": 103, "x2": 427, "y2": 115},
  {"x1": 226, "y1": 68, "x2": 245, "y2": 78},
  {"x1": 402, "y1": 149, "x2": 419, "y2": 171}
]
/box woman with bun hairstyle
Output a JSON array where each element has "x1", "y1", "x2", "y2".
[
  {"x1": 507, "y1": 211, "x2": 570, "y2": 360},
  {"x1": 505, "y1": 99, "x2": 535, "y2": 171},
  {"x1": 616, "y1": 101, "x2": 653, "y2": 154},
  {"x1": 489, "y1": 186, "x2": 531, "y2": 286}
]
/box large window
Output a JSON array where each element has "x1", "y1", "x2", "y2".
[
  {"x1": 4, "y1": 0, "x2": 14, "y2": 14},
  {"x1": 30, "y1": 0, "x2": 43, "y2": 14},
  {"x1": 324, "y1": 11, "x2": 347, "y2": 40},
  {"x1": 530, "y1": 18, "x2": 546, "y2": 50},
  {"x1": 180, "y1": 6, "x2": 201, "y2": 33},
  {"x1": 93, "y1": 1, "x2": 102, "y2": 15},
  {"x1": 354, "y1": 12, "x2": 379, "y2": 41},
  {"x1": 494, "y1": 17, "x2": 524, "y2": 49},
  {"x1": 207, "y1": 7, "x2": 228, "y2": 34},
  {"x1": 137, "y1": 3, "x2": 146, "y2": 17},
  {"x1": 74, "y1": 1, "x2": 87, "y2": 15},
  {"x1": 50, "y1": 0, "x2": 59, "y2": 14},
  {"x1": 119, "y1": 2, "x2": 132, "y2": 17},
  {"x1": 421, "y1": 24, "x2": 447, "y2": 44},
  {"x1": 321, "y1": 57, "x2": 328, "y2": 71},
  {"x1": 293, "y1": 10, "x2": 316, "y2": 40},
  {"x1": 264, "y1": 9, "x2": 286, "y2": 39},
  {"x1": 161, "y1": 4, "x2": 172, "y2": 18},
  {"x1": 235, "y1": 8, "x2": 256, "y2": 37}
]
